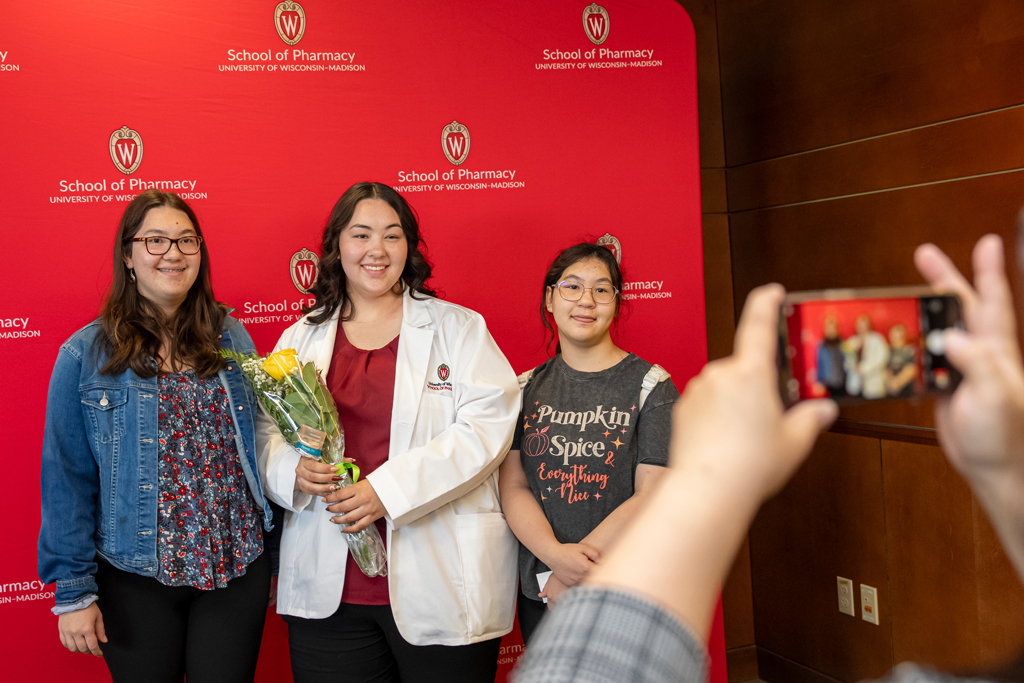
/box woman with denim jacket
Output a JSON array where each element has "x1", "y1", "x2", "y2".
[{"x1": 38, "y1": 189, "x2": 275, "y2": 683}]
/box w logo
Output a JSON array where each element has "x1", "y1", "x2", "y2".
[
  {"x1": 275, "y1": 1, "x2": 306, "y2": 46},
  {"x1": 108, "y1": 126, "x2": 143, "y2": 175},
  {"x1": 583, "y1": 3, "x2": 610, "y2": 45},
  {"x1": 441, "y1": 121, "x2": 471, "y2": 166},
  {"x1": 115, "y1": 140, "x2": 137, "y2": 167},
  {"x1": 437, "y1": 364, "x2": 450, "y2": 382},
  {"x1": 290, "y1": 248, "x2": 320, "y2": 294}
]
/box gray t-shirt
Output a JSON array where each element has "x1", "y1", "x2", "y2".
[{"x1": 510, "y1": 354, "x2": 678, "y2": 601}]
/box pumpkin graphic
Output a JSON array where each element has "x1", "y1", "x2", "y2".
[{"x1": 523, "y1": 426, "x2": 550, "y2": 457}]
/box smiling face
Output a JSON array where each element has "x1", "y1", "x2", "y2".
[
  {"x1": 123, "y1": 206, "x2": 201, "y2": 318},
  {"x1": 545, "y1": 257, "x2": 618, "y2": 350},
  {"x1": 338, "y1": 198, "x2": 408, "y2": 303}
]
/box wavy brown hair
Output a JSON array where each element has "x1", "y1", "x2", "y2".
[
  {"x1": 540, "y1": 242, "x2": 625, "y2": 356},
  {"x1": 305, "y1": 182, "x2": 436, "y2": 324},
  {"x1": 98, "y1": 189, "x2": 227, "y2": 378}
]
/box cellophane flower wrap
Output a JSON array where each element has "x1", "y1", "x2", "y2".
[{"x1": 221, "y1": 348, "x2": 388, "y2": 578}]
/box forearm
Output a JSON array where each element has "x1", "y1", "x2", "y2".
[
  {"x1": 970, "y1": 471, "x2": 1024, "y2": 583},
  {"x1": 502, "y1": 483, "x2": 563, "y2": 566},
  {"x1": 586, "y1": 468, "x2": 759, "y2": 642},
  {"x1": 579, "y1": 494, "x2": 645, "y2": 552}
]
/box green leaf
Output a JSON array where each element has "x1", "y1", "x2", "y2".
[{"x1": 302, "y1": 362, "x2": 317, "y2": 391}]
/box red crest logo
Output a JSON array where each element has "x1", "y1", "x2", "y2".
[
  {"x1": 596, "y1": 232, "x2": 622, "y2": 265},
  {"x1": 441, "y1": 121, "x2": 471, "y2": 166},
  {"x1": 290, "y1": 248, "x2": 320, "y2": 294},
  {"x1": 275, "y1": 1, "x2": 306, "y2": 46},
  {"x1": 438, "y1": 364, "x2": 450, "y2": 382},
  {"x1": 109, "y1": 126, "x2": 143, "y2": 175},
  {"x1": 583, "y1": 3, "x2": 610, "y2": 46}
]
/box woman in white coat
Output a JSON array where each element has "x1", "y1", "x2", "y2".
[{"x1": 257, "y1": 182, "x2": 520, "y2": 683}]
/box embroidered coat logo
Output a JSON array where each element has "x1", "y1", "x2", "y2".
[{"x1": 437, "y1": 364, "x2": 450, "y2": 381}]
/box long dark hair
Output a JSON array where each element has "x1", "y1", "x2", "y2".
[
  {"x1": 98, "y1": 189, "x2": 227, "y2": 378},
  {"x1": 305, "y1": 182, "x2": 436, "y2": 324},
  {"x1": 540, "y1": 242, "x2": 625, "y2": 355}
]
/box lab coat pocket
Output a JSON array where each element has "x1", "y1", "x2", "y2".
[
  {"x1": 455, "y1": 512, "x2": 518, "y2": 636},
  {"x1": 418, "y1": 393, "x2": 455, "y2": 435}
]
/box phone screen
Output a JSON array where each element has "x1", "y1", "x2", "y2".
[{"x1": 778, "y1": 286, "x2": 963, "y2": 406}]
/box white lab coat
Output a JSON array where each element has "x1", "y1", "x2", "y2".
[
  {"x1": 844, "y1": 331, "x2": 889, "y2": 399},
  {"x1": 257, "y1": 291, "x2": 521, "y2": 645}
]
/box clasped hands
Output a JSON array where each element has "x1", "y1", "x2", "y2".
[
  {"x1": 540, "y1": 542, "x2": 602, "y2": 609},
  {"x1": 294, "y1": 456, "x2": 387, "y2": 533}
]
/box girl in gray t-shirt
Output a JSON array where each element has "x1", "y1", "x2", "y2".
[{"x1": 499, "y1": 243, "x2": 679, "y2": 646}]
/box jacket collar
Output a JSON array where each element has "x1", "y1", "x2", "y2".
[{"x1": 402, "y1": 288, "x2": 432, "y2": 328}]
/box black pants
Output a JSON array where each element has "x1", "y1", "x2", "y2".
[
  {"x1": 96, "y1": 552, "x2": 270, "y2": 683},
  {"x1": 516, "y1": 591, "x2": 548, "y2": 647},
  {"x1": 285, "y1": 602, "x2": 501, "y2": 683}
]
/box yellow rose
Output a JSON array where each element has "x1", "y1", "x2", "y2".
[{"x1": 263, "y1": 349, "x2": 300, "y2": 381}]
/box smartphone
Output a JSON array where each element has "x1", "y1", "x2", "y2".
[{"x1": 778, "y1": 286, "x2": 963, "y2": 406}]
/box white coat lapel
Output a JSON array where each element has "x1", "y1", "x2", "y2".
[
  {"x1": 300, "y1": 308, "x2": 339, "y2": 373},
  {"x1": 391, "y1": 292, "x2": 433, "y2": 456}
]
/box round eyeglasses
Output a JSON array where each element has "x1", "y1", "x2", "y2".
[
  {"x1": 554, "y1": 281, "x2": 619, "y2": 304},
  {"x1": 130, "y1": 236, "x2": 203, "y2": 256}
]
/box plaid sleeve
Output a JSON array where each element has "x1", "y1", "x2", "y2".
[{"x1": 512, "y1": 587, "x2": 708, "y2": 683}]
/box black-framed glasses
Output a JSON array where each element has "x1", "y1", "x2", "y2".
[
  {"x1": 130, "y1": 236, "x2": 203, "y2": 256},
  {"x1": 554, "y1": 281, "x2": 619, "y2": 304}
]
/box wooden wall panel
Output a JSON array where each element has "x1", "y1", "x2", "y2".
[
  {"x1": 678, "y1": 0, "x2": 726, "y2": 169},
  {"x1": 723, "y1": 535, "x2": 755, "y2": 648},
  {"x1": 716, "y1": 0, "x2": 1024, "y2": 165},
  {"x1": 727, "y1": 105, "x2": 1024, "y2": 213},
  {"x1": 701, "y1": 168, "x2": 728, "y2": 213},
  {"x1": 729, "y1": 173, "x2": 1024, "y2": 305},
  {"x1": 881, "y1": 441, "x2": 980, "y2": 670},
  {"x1": 749, "y1": 432, "x2": 893, "y2": 682},
  {"x1": 972, "y1": 497, "x2": 1024, "y2": 666},
  {"x1": 726, "y1": 645, "x2": 759, "y2": 683},
  {"x1": 702, "y1": 213, "x2": 735, "y2": 362}
]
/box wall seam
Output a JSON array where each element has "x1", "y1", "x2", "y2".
[
  {"x1": 879, "y1": 439, "x2": 897, "y2": 670},
  {"x1": 729, "y1": 166, "x2": 1024, "y2": 215},
  {"x1": 729, "y1": 101, "x2": 1024, "y2": 170}
]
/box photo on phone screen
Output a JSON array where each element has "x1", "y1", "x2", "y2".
[{"x1": 778, "y1": 286, "x2": 963, "y2": 406}]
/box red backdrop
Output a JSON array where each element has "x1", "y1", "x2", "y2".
[{"x1": 0, "y1": 1, "x2": 723, "y2": 680}]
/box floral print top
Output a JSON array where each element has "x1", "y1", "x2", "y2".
[{"x1": 156, "y1": 370, "x2": 263, "y2": 589}]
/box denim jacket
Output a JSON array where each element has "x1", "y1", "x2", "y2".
[{"x1": 37, "y1": 316, "x2": 273, "y2": 609}]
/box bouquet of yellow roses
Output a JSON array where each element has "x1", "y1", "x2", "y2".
[{"x1": 221, "y1": 347, "x2": 388, "y2": 577}]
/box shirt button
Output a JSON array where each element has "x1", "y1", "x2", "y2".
[
  {"x1": 228, "y1": 366, "x2": 233, "y2": 371},
  {"x1": 218, "y1": 334, "x2": 223, "y2": 338},
  {"x1": 238, "y1": 406, "x2": 243, "y2": 411}
]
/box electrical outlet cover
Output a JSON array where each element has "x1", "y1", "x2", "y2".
[
  {"x1": 861, "y1": 584, "x2": 879, "y2": 625},
  {"x1": 837, "y1": 577, "x2": 855, "y2": 616}
]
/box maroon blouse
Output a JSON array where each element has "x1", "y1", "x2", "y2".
[{"x1": 325, "y1": 324, "x2": 399, "y2": 606}]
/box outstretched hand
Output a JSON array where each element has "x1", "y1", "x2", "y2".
[
  {"x1": 585, "y1": 284, "x2": 836, "y2": 641},
  {"x1": 915, "y1": 235, "x2": 1024, "y2": 571},
  {"x1": 670, "y1": 284, "x2": 838, "y2": 505}
]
